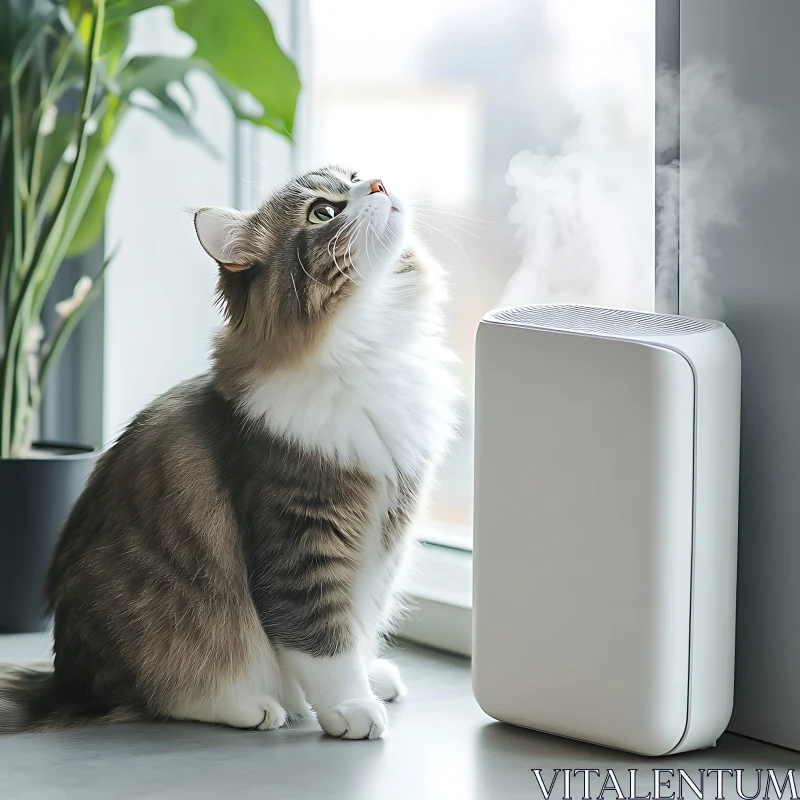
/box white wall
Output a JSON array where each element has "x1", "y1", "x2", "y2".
[
  {"x1": 103, "y1": 3, "x2": 297, "y2": 442},
  {"x1": 103, "y1": 8, "x2": 231, "y2": 442}
]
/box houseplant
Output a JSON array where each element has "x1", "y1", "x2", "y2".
[{"x1": 0, "y1": 0, "x2": 300, "y2": 631}]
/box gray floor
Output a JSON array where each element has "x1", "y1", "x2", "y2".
[{"x1": 0, "y1": 633, "x2": 796, "y2": 799}]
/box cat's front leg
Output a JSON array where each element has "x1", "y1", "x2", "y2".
[
  {"x1": 368, "y1": 658, "x2": 406, "y2": 702},
  {"x1": 281, "y1": 648, "x2": 387, "y2": 740}
]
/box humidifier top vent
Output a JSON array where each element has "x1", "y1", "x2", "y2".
[{"x1": 485, "y1": 305, "x2": 722, "y2": 338}]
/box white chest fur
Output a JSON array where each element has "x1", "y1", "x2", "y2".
[{"x1": 241, "y1": 270, "x2": 458, "y2": 483}]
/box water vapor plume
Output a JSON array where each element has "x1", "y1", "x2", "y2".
[{"x1": 502, "y1": 0, "x2": 770, "y2": 320}]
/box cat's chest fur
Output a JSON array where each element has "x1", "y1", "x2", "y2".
[
  {"x1": 236, "y1": 273, "x2": 456, "y2": 636},
  {"x1": 241, "y1": 275, "x2": 456, "y2": 485}
]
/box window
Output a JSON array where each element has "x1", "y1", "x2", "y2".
[{"x1": 301, "y1": 0, "x2": 656, "y2": 563}]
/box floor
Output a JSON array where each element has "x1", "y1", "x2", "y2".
[{"x1": 0, "y1": 633, "x2": 796, "y2": 799}]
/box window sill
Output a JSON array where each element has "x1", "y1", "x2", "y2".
[{"x1": 398, "y1": 540, "x2": 473, "y2": 658}]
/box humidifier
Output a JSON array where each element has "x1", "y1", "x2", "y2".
[{"x1": 471, "y1": 304, "x2": 741, "y2": 756}]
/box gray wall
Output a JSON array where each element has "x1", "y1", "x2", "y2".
[
  {"x1": 681, "y1": 1, "x2": 800, "y2": 751},
  {"x1": 40, "y1": 246, "x2": 105, "y2": 449}
]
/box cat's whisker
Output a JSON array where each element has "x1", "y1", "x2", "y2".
[
  {"x1": 328, "y1": 217, "x2": 357, "y2": 258},
  {"x1": 366, "y1": 222, "x2": 381, "y2": 264},
  {"x1": 332, "y1": 234, "x2": 359, "y2": 285},
  {"x1": 251, "y1": 153, "x2": 299, "y2": 182},
  {"x1": 328, "y1": 223, "x2": 346, "y2": 256},
  {"x1": 363, "y1": 223, "x2": 377, "y2": 274},
  {"x1": 279, "y1": 125, "x2": 298, "y2": 147},
  {"x1": 332, "y1": 241, "x2": 358, "y2": 286},
  {"x1": 370, "y1": 223, "x2": 387, "y2": 261},
  {"x1": 413, "y1": 210, "x2": 479, "y2": 238},
  {"x1": 296, "y1": 247, "x2": 326, "y2": 287},
  {"x1": 344, "y1": 227, "x2": 365, "y2": 280},
  {"x1": 370, "y1": 223, "x2": 392, "y2": 254},
  {"x1": 416, "y1": 218, "x2": 473, "y2": 266},
  {"x1": 344, "y1": 224, "x2": 358, "y2": 259},
  {"x1": 410, "y1": 202, "x2": 493, "y2": 225},
  {"x1": 289, "y1": 272, "x2": 302, "y2": 311},
  {"x1": 364, "y1": 220, "x2": 389, "y2": 270},
  {"x1": 327, "y1": 219, "x2": 359, "y2": 273},
  {"x1": 330, "y1": 216, "x2": 364, "y2": 284}
]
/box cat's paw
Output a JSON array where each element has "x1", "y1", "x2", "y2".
[
  {"x1": 368, "y1": 659, "x2": 407, "y2": 702},
  {"x1": 169, "y1": 691, "x2": 287, "y2": 730},
  {"x1": 245, "y1": 695, "x2": 288, "y2": 730},
  {"x1": 316, "y1": 698, "x2": 388, "y2": 740}
]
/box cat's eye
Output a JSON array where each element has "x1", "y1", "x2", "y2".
[{"x1": 309, "y1": 202, "x2": 341, "y2": 224}]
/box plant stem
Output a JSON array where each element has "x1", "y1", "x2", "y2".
[
  {"x1": 27, "y1": 93, "x2": 111, "y2": 268},
  {"x1": 0, "y1": 237, "x2": 10, "y2": 334},
  {"x1": 0, "y1": 0, "x2": 106, "y2": 458},
  {"x1": 0, "y1": 93, "x2": 9, "y2": 332},
  {"x1": 1, "y1": 79, "x2": 28, "y2": 456},
  {"x1": 9, "y1": 79, "x2": 25, "y2": 305},
  {"x1": 11, "y1": 326, "x2": 36, "y2": 455},
  {"x1": 27, "y1": 37, "x2": 76, "y2": 233},
  {"x1": 0, "y1": 97, "x2": 9, "y2": 192}
]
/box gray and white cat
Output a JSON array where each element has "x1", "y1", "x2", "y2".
[{"x1": 0, "y1": 165, "x2": 459, "y2": 740}]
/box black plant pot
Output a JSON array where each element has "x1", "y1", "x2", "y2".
[{"x1": 0, "y1": 442, "x2": 98, "y2": 633}]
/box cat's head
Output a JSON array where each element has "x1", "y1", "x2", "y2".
[{"x1": 194, "y1": 164, "x2": 407, "y2": 338}]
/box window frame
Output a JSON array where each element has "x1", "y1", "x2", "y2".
[{"x1": 397, "y1": 541, "x2": 472, "y2": 658}]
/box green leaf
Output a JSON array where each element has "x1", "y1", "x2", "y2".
[
  {"x1": 41, "y1": 110, "x2": 77, "y2": 187},
  {"x1": 173, "y1": 0, "x2": 300, "y2": 136},
  {"x1": 105, "y1": 0, "x2": 185, "y2": 23},
  {"x1": 66, "y1": 162, "x2": 113, "y2": 256},
  {"x1": 132, "y1": 100, "x2": 218, "y2": 156},
  {"x1": 32, "y1": 99, "x2": 119, "y2": 310},
  {"x1": 66, "y1": 0, "x2": 88, "y2": 23},
  {"x1": 118, "y1": 55, "x2": 221, "y2": 154},
  {"x1": 100, "y1": 15, "x2": 130, "y2": 77},
  {"x1": 118, "y1": 54, "x2": 195, "y2": 108},
  {"x1": 55, "y1": 100, "x2": 117, "y2": 261},
  {"x1": 0, "y1": 0, "x2": 60, "y2": 80}
]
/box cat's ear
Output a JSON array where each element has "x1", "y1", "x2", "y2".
[{"x1": 194, "y1": 207, "x2": 250, "y2": 272}]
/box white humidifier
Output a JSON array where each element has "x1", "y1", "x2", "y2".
[{"x1": 471, "y1": 305, "x2": 741, "y2": 756}]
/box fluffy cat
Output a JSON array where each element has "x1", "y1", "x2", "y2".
[{"x1": 0, "y1": 166, "x2": 459, "y2": 740}]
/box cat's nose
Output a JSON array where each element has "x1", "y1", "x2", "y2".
[{"x1": 369, "y1": 180, "x2": 388, "y2": 195}]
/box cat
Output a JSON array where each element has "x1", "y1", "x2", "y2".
[{"x1": 0, "y1": 165, "x2": 459, "y2": 740}]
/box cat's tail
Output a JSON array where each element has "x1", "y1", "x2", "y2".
[{"x1": 0, "y1": 662, "x2": 140, "y2": 733}]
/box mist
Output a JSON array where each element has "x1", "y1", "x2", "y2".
[
  {"x1": 502, "y1": 0, "x2": 769, "y2": 319},
  {"x1": 656, "y1": 61, "x2": 770, "y2": 317}
]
